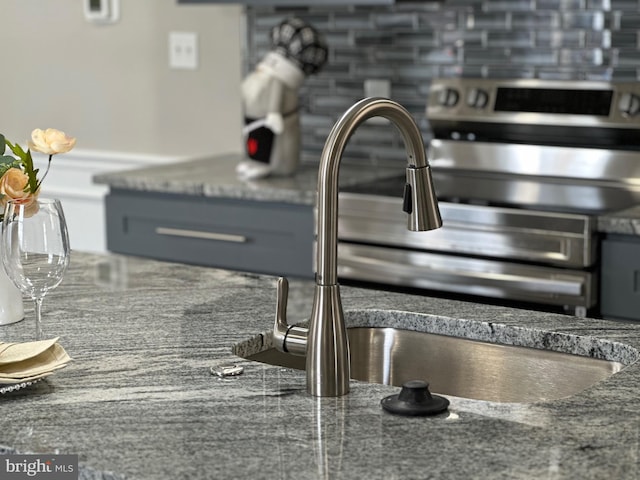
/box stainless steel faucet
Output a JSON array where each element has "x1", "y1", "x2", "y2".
[{"x1": 273, "y1": 97, "x2": 443, "y2": 397}]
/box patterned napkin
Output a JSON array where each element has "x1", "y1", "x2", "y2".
[{"x1": 0, "y1": 337, "x2": 71, "y2": 385}]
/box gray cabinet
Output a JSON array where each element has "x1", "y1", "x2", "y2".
[
  {"x1": 600, "y1": 234, "x2": 640, "y2": 321},
  {"x1": 105, "y1": 189, "x2": 314, "y2": 278}
]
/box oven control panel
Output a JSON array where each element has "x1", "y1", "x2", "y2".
[
  {"x1": 427, "y1": 78, "x2": 640, "y2": 128},
  {"x1": 426, "y1": 78, "x2": 640, "y2": 147}
]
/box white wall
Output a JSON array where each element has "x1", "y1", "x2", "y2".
[
  {"x1": 1, "y1": 0, "x2": 244, "y2": 157},
  {"x1": 1, "y1": 0, "x2": 245, "y2": 253}
]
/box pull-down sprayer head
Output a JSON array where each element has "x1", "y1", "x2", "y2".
[{"x1": 403, "y1": 164, "x2": 442, "y2": 232}]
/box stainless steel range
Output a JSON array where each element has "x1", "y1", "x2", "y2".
[{"x1": 338, "y1": 78, "x2": 640, "y2": 316}]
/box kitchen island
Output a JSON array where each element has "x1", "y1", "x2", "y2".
[{"x1": 1, "y1": 251, "x2": 640, "y2": 479}]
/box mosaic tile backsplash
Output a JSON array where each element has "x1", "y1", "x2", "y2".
[{"x1": 244, "y1": 1, "x2": 640, "y2": 166}]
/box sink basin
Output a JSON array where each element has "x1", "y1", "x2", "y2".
[{"x1": 239, "y1": 312, "x2": 634, "y2": 403}]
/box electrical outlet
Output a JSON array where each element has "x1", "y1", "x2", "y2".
[
  {"x1": 364, "y1": 79, "x2": 392, "y2": 124},
  {"x1": 169, "y1": 32, "x2": 198, "y2": 70},
  {"x1": 364, "y1": 79, "x2": 391, "y2": 99}
]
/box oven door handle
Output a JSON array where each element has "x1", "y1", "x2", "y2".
[
  {"x1": 339, "y1": 250, "x2": 584, "y2": 297},
  {"x1": 425, "y1": 267, "x2": 583, "y2": 296}
]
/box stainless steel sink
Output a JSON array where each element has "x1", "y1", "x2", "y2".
[{"x1": 243, "y1": 326, "x2": 628, "y2": 403}]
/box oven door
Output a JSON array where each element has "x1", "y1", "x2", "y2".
[
  {"x1": 337, "y1": 243, "x2": 595, "y2": 309},
  {"x1": 337, "y1": 192, "x2": 597, "y2": 309},
  {"x1": 339, "y1": 193, "x2": 597, "y2": 268}
]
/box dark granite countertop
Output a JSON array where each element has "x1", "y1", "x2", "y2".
[
  {"x1": 93, "y1": 153, "x2": 396, "y2": 206},
  {"x1": 94, "y1": 153, "x2": 640, "y2": 237},
  {"x1": 1, "y1": 252, "x2": 640, "y2": 479},
  {"x1": 598, "y1": 205, "x2": 640, "y2": 236}
]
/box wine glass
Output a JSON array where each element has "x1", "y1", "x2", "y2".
[{"x1": 1, "y1": 198, "x2": 70, "y2": 340}]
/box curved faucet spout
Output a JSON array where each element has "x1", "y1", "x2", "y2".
[
  {"x1": 273, "y1": 97, "x2": 442, "y2": 397},
  {"x1": 316, "y1": 97, "x2": 442, "y2": 286}
]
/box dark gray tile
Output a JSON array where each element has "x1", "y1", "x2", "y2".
[{"x1": 244, "y1": 2, "x2": 640, "y2": 164}]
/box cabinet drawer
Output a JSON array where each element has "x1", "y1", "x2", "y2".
[
  {"x1": 105, "y1": 190, "x2": 314, "y2": 278},
  {"x1": 601, "y1": 235, "x2": 640, "y2": 321}
]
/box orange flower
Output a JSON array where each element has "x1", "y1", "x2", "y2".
[
  {"x1": 0, "y1": 127, "x2": 75, "y2": 219},
  {"x1": 0, "y1": 167, "x2": 38, "y2": 211}
]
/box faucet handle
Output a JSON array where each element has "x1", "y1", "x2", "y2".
[
  {"x1": 274, "y1": 277, "x2": 289, "y2": 338},
  {"x1": 273, "y1": 277, "x2": 308, "y2": 356}
]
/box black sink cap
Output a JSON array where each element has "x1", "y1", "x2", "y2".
[{"x1": 381, "y1": 380, "x2": 450, "y2": 416}]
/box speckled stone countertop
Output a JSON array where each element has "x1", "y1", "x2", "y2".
[
  {"x1": 2, "y1": 252, "x2": 640, "y2": 479},
  {"x1": 598, "y1": 205, "x2": 640, "y2": 236},
  {"x1": 94, "y1": 153, "x2": 640, "y2": 236},
  {"x1": 93, "y1": 153, "x2": 396, "y2": 206}
]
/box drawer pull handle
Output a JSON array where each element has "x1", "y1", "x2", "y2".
[{"x1": 155, "y1": 227, "x2": 247, "y2": 243}]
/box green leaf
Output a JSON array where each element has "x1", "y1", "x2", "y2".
[
  {"x1": 0, "y1": 134, "x2": 4, "y2": 154},
  {"x1": 20, "y1": 150, "x2": 40, "y2": 194},
  {"x1": 5, "y1": 139, "x2": 26, "y2": 161},
  {"x1": 0, "y1": 155, "x2": 16, "y2": 165}
]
